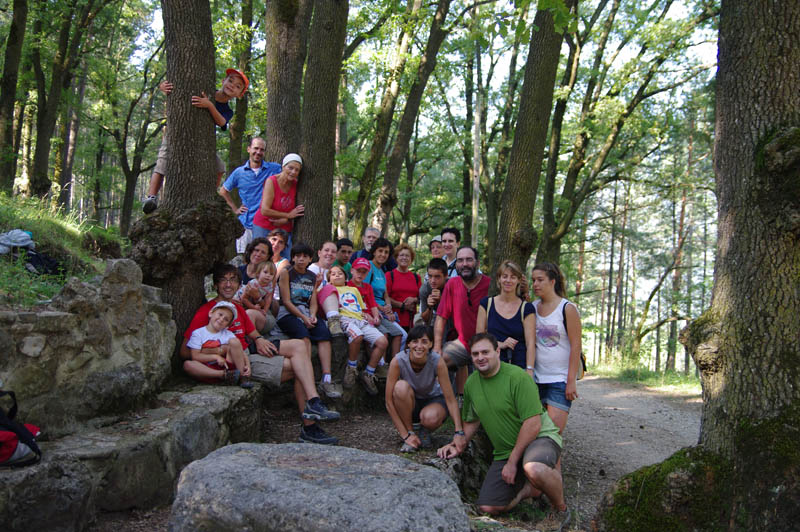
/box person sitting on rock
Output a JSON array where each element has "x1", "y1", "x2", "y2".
[
  {"x1": 181, "y1": 263, "x2": 341, "y2": 445},
  {"x1": 184, "y1": 301, "x2": 252, "y2": 387},
  {"x1": 385, "y1": 325, "x2": 463, "y2": 453},
  {"x1": 438, "y1": 333, "x2": 569, "y2": 529}
]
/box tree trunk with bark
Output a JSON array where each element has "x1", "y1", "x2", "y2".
[
  {"x1": 128, "y1": 0, "x2": 241, "y2": 365},
  {"x1": 493, "y1": 2, "x2": 575, "y2": 270},
  {"x1": 596, "y1": 2, "x2": 800, "y2": 529},
  {"x1": 226, "y1": 0, "x2": 253, "y2": 175},
  {"x1": 0, "y1": 0, "x2": 27, "y2": 193},
  {"x1": 263, "y1": 0, "x2": 312, "y2": 162},
  {"x1": 295, "y1": 0, "x2": 348, "y2": 249}
]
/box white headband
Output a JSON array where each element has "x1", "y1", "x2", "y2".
[{"x1": 282, "y1": 153, "x2": 303, "y2": 167}]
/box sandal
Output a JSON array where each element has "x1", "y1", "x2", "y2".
[
  {"x1": 223, "y1": 368, "x2": 240, "y2": 385},
  {"x1": 400, "y1": 441, "x2": 418, "y2": 453}
]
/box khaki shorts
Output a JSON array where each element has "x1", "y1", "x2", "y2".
[{"x1": 248, "y1": 353, "x2": 285, "y2": 389}]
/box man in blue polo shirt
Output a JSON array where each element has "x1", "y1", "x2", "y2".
[{"x1": 219, "y1": 137, "x2": 282, "y2": 253}]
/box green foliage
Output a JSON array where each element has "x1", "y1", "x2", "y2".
[
  {"x1": 592, "y1": 364, "x2": 701, "y2": 395},
  {"x1": 0, "y1": 253, "x2": 66, "y2": 307}
]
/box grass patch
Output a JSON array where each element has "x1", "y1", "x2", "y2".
[
  {"x1": 0, "y1": 193, "x2": 124, "y2": 308},
  {"x1": 592, "y1": 364, "x2": 701, "y2": 395}
]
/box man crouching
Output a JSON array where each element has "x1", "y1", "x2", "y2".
[{"x1": 437, "y1": 332, "x2": 570, "y2": 531}]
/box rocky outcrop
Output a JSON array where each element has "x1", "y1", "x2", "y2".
[
  {"x1": 169, "y1": 443, "x2": 471, "y2": 532},
  {"x1": 0, "y1": 259, "x2": 175, "y2": 436},
  {"x1": 0, "y1": 384, "x2": 264, "y2": 532}
]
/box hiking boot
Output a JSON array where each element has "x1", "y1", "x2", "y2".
[
  {"x1": 374, "y1": 364, "x2": 389, "y2": 380},
  {"x1": 302, "y1": 398, "x2": 341, "y2": 421},
  {"x1": 327, "y1": 314, "x2": 344, "y2": 336},
  {"x1": 223, "y1": 368, "x2": 240, "y2": 385},
  {"x1": 361, "y1": 371, "x2": 379, "y2": 396},
  {"x1": 416, "y1": 426, "x2": 433, "y2": 449},
  {"x1": 343, "y1": 365, "x2": 358, "y2": 389},
  {"x1": 318, "y1": 380, "x2": 342, "y2": 399},
  {"x1": 538, "y1": 507, "x2": 571, "y2": 532},
  {"x1": 142, "y1": 195, "x2": 158, "y2": 214},
  {"x1": 299, "y1": 423, "x2": 338, "y2": 445}
]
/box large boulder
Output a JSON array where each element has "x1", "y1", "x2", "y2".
[
  {"x1": 0, "y1": 259, "x2": 175, "y2": 435},
  {"x1": 169, "y1": 443, "x2": 470, "y2": 532}
]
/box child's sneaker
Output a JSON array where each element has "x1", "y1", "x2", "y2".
[
  {"x1": 318, "y1": 380, "x2": 342, "y2": 399},
  {"x1": 239, "y1": 376, "x2": 254, "y2": 389},
  {"x1": 327, "y1": 314, "x2": 344, "y2": 336},
  {"x1": 361, "y1": 371, "x2": 378, "y2": 396},
  {"x1": 142, "y1": 195, "x2": 158, "y2": 214},
  {"x1": 299, "y1": 423, "x2": 338, "y2": 445},
  {"x1": 302, "y1": 398, "x2": 341, "y2": 421},
  {"x1": 223, "y1": 368, "x2": 240, "y2": 386},
  {"x1": 343, "y1": 365, "x2": 358, "y2": 389}
]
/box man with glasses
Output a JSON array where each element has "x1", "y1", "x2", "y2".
[
  {"x1": 433, "y1": 246, "x2": 491, "y2": 393},
  {"x1": 180, "y1": 264, "x2": 341, "y2": 445}
]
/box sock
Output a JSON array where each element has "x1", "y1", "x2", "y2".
[
  {"x1": 323, "y1": 373, "x2": 332, "y2": 383},
  {"x1": 326, "y1": 311, "x2": 339, "y2": 319},
  {"x1": 365, "y1": 365, "x2": 376, "y2": 375},
  {"x1": 347, "y1": 360, "x2": 357, "y2": 368},
  {"x1": 378, "y1": 357, "x2": 387, "y2": 367}
]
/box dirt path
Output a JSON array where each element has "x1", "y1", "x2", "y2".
[
  {"x1": 561, "y1": 376, "x2": 702, "y2": 530},
  {"x1": 89, "y1": 375, "x2": 702, "y2": 531}
]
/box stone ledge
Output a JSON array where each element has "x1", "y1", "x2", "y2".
[{"x1": 0, "y1": 383, "x2": 264, "y2": 532}]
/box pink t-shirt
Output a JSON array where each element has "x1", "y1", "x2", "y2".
[
  {"x1": 253, "y1": 174, "x2": 296, "y2": 231},
  {"x1": 437, "y1": 274, "x2": 492, "y2": 349}
]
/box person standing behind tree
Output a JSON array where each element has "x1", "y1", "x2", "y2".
[
  {"x1": 476, "y1": 261, "x2": 536, "y2": 375},
  {"x1": 531, "y1": 262, "x2": 581, "y2": 437},
  {"x1": 252, "y1": 153, "x2": 305, "y2": 259},
  {"x1": 218, "y1": 137, "x2": 281, "y2": 253}
]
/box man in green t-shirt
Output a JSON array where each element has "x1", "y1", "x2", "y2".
[{"x1": 438, "y1": 332, "x2": 569, "y2": 530}]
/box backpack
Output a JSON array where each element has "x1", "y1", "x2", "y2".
[
  {"x1": 561, "y1": 301, "x2": 588, "y2": 380},
  {"x1": 0, "y1": 390, "x2": 42, "y2": 468}
]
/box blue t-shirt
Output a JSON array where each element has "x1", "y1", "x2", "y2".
[
  {"x1": 223, "y1": 161, "x2": 282, "y2": 229},
  {"x1": 214, "y1": 100, "x2": 234, "y2": 130},
  {"x1": 365, "y1": 262, "x2": 388, "y2": 306}
]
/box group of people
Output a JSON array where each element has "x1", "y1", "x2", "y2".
[{"x1": 143, "y1": 70, "x2": 582, "y2": 527}]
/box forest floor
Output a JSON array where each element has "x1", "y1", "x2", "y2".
[{"x1": 88, "y1": 375, "x2": 702, "y2": 531}]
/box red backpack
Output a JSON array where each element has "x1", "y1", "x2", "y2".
[{"x1": 0, "y1": 390, "x2": 42, "y2": 468}]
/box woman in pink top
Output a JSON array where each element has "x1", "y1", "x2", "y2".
[{"x1": 252, "y1": 153, "x2": 305, "y2": 259}]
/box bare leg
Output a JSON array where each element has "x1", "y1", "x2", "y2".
[
  {"x1": 280, "y1": 339, "x2": 320, "y2": 402},
  {"x1": 392, "y1": 380, "x2": 415, "y2": 431},
  {"x1": 419, "y1": 403, "x2": 447, "y2": 432},
  {"x1": 348, "y1": 336, "x2": 363, "y2": 362},
  {"x1": 546, "y1": 404, "x2": 569, "y2": 471},
  {"x1": 368, "y1": 336, "x2": 388, "y2": 367},
  {"x1": 147, "y1": 172, "x2": 164, "y2": 196},
  {"x1": 228, "y1": 341, "x2": 250, "y2": 377},
  {"x1": 456, "y1": 366, "x2": 468, "y2": 395},
  {"x1": 389, "y1": 334, "x2": 402, "y2": 360},
  {"x1": 317, "y1": 340, "x2": 332, "y2": 376},
  {"x1": 524, "y1": 462, "x2": 566, "y2": 511},
  {"x1": 246, "y1": 309, "x2": 265, "y2": 332},
  {"x1": 321, "y1": 294, "x2": 339, "y2": 315},
  {"x1": 183, "y1": 360, "x2": 224, "y2": 381}
]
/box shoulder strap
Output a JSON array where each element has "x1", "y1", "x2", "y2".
[
  {"x1": 486, "y1": 296, "x2": 493, "y2": 314},
  {"x1": 561, "y1": 300, "x2": 568, "y2": 334},
  {"x1": 389, "y1": 270, "x2": 394, "y2": 283},
  {"x1": 414, "y1": 272, "x2": 420, "y2": 287}
]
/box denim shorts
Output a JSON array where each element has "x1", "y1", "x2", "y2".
[{"x1": 537, "y1": 381, "x2": 571, "y2": 412}]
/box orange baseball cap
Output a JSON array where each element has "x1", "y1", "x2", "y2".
[{"x1": 225, "y1": 68, "x2": 250, "y2": 93}]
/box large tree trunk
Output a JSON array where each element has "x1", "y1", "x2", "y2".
[
  {"x1": 226, "y1": 0, "x2": 253, "y2": 175},
  {"x1": 597, "y1": 2, "x2": 800, "y2": 529},
  {"x1": 493, "y1": 2, "x2": 575, "y2": 270},
  {"x1": 263, "y1": 0, "x2": 312, "y2": 162},
  {"x1": 128, "y1": 0, "x2": 241, "y2": 365},
  {"x1": 295, "y1": 0, "x2": 348, "y2": 249},
  {"x1": 370, "y1": 0, "x2": 450, "y2": 234},
  {"x1": 0, "y1": 0, "x2": 27, "y2": 193}
]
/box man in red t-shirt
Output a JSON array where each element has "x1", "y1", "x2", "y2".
[
  {"x1": 180, "y1": 264, "x2": 341, "y2": 445},
  {"x1": 433, "y1": 246, "x2": 492, "y2": 377}
]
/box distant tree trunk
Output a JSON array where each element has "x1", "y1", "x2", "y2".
[
  {"x1": 334, "y1": 76, "x2": 349, "y2": 239},
  {"x1": 56, "y1": 63, "x2": 88, "y2": 210},
  {"x1": 604, "y1": 184, "x2": 617, "y2": 361},
  {"x1": 575, "y1": 205, "x2": 588, "y2": 295},
  {"x1": 352, "y1": 0, "x2": 423, "y2": 243},
  {"x1": 226, "y1": 0, "x2": 253, "y2": 174},
  {"x1": 493, "y1": 1, "x2": 575, "y2": 270},
  {"x1": 91, "y1": 127, "x2": 105, "y2": 224},
  {"x1": 295, "y1": 0, "x2": 348, "y2": 249},
  {"x1": 0, "y1": 0, "x2": 28, "y2": 193},
  {"x1": 129, "y1": 0, "x2": 241, "y2": 364},
  {"x1": 264, "y1": 0, "x2": 313, "y2": 162},
  {"x1": 371, "y1": 0, "x2": 450, "y2": 234},
  {"x1": 599, "y1": 3, "x2": 800, "y2": 528},
  {"x1": 666, "y1": 183, "x2": 686, "y2": 371}
]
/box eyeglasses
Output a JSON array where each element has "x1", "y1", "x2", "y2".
[{"x1": 219, "y1": 277, "x2": 239, "y2": 285}]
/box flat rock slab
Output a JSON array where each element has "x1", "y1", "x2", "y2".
[{"x1": 169, "y1": 443, "x2": 470, "y2": 532}]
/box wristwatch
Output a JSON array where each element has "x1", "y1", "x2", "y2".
[{"x1": 454, "y1": 430, "x2": 465, "y2": 436}]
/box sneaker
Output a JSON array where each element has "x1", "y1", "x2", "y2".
[
  {"x1": 239, "y1": 376, "x2": 254, "y2": 389},
  {"x1": 299, "y1": 423, "x2": 338, "y2": 445},
  {"x1": 327, "y1": 314, "x2": 344, "y2": 336},
  {"x1": 302, "y1": 398, "x2": 341, "y2": 421},
  {"x1": 539, "y1": 507, "x2": 571, "y2": 532},
  {"x1": 399, "y1": 441, "x2": 418, "y2": 453},
  {"x1": 223, "y1": 368, "x2": 240, "y2": 385},
  {"x1": 343, "y1": 365, "x2": 358, "y2": 389},
  {"x1": 417, "y1": 426, "x2": 433, "y2": 449},
  {"x1": 142, "y1": 195, "x2": 158, "y2": 214},
  {"x1": 361, "y1": 371, "x2": 379, "y2": 396},
  {"x1": 374, "y1": 364, "x2": 389, "y2": 379},
  {"x1": 318, "y1": 380, "x2": 342, "y2": 399}
]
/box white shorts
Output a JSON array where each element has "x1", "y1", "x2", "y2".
[
  {"x1": 236, "y1": 228, "x2": 253, "y2": 254},
  {"x1": 341, "y1": 316, "x2": 384, "y2": 347}
]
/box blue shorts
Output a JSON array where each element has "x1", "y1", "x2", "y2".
[
  {"x1": 537, "y1": 381, "x2": 571, "y2": 412},
  {"x1": 277, "y1": 314, "x2": 331, "y2": 342}
]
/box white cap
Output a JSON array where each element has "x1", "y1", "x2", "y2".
[
  {"x1": 210, "y1": 301, "x2": 237, "y2": 321},
  {"x1": 282, "y1": 153, "x2": 303, "y2": 167}
]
